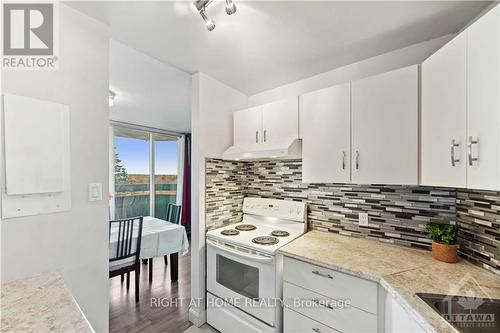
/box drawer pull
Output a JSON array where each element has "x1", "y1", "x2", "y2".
[
  {"x1": 312, "y1": 270, "x2": 333, "y2": 279},
  {"x1": 312, "y1": 328, "x2": 321, "y2": 333},
  {"x1": 312, "y1": 298, "x2": 335, "y2": 310}
]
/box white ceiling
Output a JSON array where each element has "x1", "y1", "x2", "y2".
[
  {"x1": 109, "y1": 40, "x2": 191, "y2": 133},
  {"x1": 68, "y1": 1, "x2": 491, "y2": 95}
]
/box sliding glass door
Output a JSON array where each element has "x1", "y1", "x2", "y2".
[
  {"x1": 112, "y1": 125, "x2": 179, "y2": 220},
  {"x1": 114, "y1": 128, "x2": 150, "y2": 219},
  {"x1": 153, "y1": 133, "x2": 178, "y2": 220}
]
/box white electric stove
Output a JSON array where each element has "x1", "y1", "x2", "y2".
[{"x1": 206, "y1": 197, "x2": 307, "y2": 333}]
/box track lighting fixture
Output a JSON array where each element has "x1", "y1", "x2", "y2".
[{"x1": 193, "y1": 0, "x2": 237, "y2": 31}]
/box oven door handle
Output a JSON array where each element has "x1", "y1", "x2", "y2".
[{"x1": 207, "y1": 240, "x2": 274, "y2": 264}]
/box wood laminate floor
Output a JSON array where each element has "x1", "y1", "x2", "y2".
[{"x1": 109, "y1": 252, "x2": 192, "y2": 333}]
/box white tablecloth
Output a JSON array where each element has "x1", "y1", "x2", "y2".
[{"x1": 110, "y1": 216, "x2": 189, "y2": 260}]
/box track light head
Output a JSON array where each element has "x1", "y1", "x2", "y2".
[
  {"x1": 109, "y1": 90, "x2": 116, "y2": 107},
  {"x1": 200, "y1": 9, "x2": 216, "y2": 31},
  {"x1": 225, "y1": 0, "x2": 236, "y2": 15}
]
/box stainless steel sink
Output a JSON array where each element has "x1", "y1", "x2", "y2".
[{"x1": 416, "y1": 293, "x2": 500, "y2": 333}]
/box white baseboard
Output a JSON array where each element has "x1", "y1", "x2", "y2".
[{"x1": 189, "y1": 305, "x2": 207, "y2": 327}]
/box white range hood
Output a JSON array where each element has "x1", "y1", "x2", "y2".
[{"x1": 222, "y1": 139, "x2": 302, "y2": 161}]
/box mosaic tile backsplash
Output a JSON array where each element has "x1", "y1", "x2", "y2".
[
  {"x1": 205, "y1": 159, "x2": 245, "y2": 231},
  {"x1": 456, "y1": 190, "x2": 500, "y2": 274},
  {"x1": 205, "y1": 158, "x2": 500, "y2": 274}
]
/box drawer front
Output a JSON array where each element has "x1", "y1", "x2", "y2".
[
  {"x1": 284, "y1": 307, "x2": 339, "y2": 333},
  {"x1": 207, "y1": 292, "x2": 274, "y2": 333},
  {"x1": 284, "y1": 282, "x2": 378, "y2": 333},
  {"x1": 283, "y1": 256, "x2": 378, "y2": 314}
]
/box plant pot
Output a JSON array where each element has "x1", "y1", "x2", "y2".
[{"x1": 431, "y1": 241, "x2": 458, "y2": 263}]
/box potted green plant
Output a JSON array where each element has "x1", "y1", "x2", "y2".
[{"x1": 424, "y1": 220, "x2": 458, "y2": 263}]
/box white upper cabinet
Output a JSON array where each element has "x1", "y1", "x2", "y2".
[
  {"x1": 261, "y1": 98, "x2": 299, "y2": 145},
  {"x1": 466, "y1": 6, "x2": 500, "y2": 190},
  {"x1": 233, "y1": 98, "x2": 298, "y2": 147},
  {"x1": 421, "y1": 6, "x2": 500, "y2": 190},
  {"x1": 421, "y1": 34, "x2": 467, "y2": 188},
  {"x1": 234, "y1": 106, "x2": 263, "y2": 146},
  {"x1": 351, "y1": 65, "x2": 419, "y2": 185},
  {"x1": 300, "y1": 83, "x2": 351, "y2": 183}
]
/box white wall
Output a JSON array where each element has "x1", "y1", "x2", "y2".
[
  {"x1": 189, "y1": 72, "x2": 247, "y2": 326},
  {"x1": 0, "y1": 5, "x2": 110, "y2": 332},
  {"x1": 110, "y1": 40, "x2": 192, "y2": 133},
  {"x1": 248, "y1": 35, "x2": 453, "y2": 106}
]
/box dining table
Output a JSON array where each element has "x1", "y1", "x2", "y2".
[{"x1": 109, "y1": 216, "x2": 189, "y2": 282}]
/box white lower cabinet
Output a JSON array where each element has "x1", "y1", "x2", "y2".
[
  {"x1": 284, "y1": 307, "x2": 339, "y2": 333},
  {"x1": 283, "y1": 257, "x2": 378, "y2": 314},
  {"x1": 384, "y1": 294, "x2": 425, "y2": 333},
  {"x1": 283, "y1": 256, "x2": 427, "y2": 333},
  {"x1": 284, "y1": 282, "x2": 377, "y2": 333},
  {"x1": 283, "y1": 257, "x2": 379, "y2": 333}
]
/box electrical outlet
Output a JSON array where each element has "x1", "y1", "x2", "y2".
[{"x1": 359, "y1": 213, "x2": 369, "y2": 226}]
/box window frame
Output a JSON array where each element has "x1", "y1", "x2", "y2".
[{"x1": 110, "y1": 121, "x2": 182, "y2": 220}]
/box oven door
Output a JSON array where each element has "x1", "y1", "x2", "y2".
[{"x1": 207, "y1": 239, "x2": 277, "y2": 327}]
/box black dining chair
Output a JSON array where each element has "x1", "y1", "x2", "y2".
[
  {"x1": 166, "y1": 203, "x2": 182, "y2": 225},
  {"x1": 109, "y1": 217, "x2": 143, "y2": 303},
  {"x1": 163, "y1": 203, "x2": 181, "y2": 266}
]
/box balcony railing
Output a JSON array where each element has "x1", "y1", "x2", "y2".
[{"x1": 114, "y1": 183, "x2": 177, "y2": 220}]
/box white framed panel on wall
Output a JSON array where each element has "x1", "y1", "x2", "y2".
[{"x1": 1, "y1": 94, "x2": 71, "y2": 218}]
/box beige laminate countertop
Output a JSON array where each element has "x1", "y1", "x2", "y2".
[
  {"x1": 1, "y1": 273, "x2": 93, "y2": 333},
  {"x1": 278, "y1": 231, "x2": 500, "y2": 333}
]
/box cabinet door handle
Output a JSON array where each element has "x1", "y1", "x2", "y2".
[
  {"x1": 263, "y1": 130, "x2": 267, "y2": 142},
  {"x1": 255, "y1": 131, "x2": 259, "y2": 143},
  {"x1": 342, "y1": 151, "x2": 346, "y2": 170},
  {"x1": 312, "y1": 270, "x2": 333, "y2": 279},
  {"x1": 355, "y1": 150, "x2": 360, "y2": 170},
  {"x1": 468, "y1": 136, "x2": 479, "y2": 166},
  {"x1": 450, "y1": 140, "x2": 460, "y2": 166}
]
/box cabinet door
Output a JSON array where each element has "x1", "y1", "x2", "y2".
[
  {"x1": 300, "y1": 83, "x2": 351, "y2": 183},
  {"x1": 261, "y1": 98, "x2": 299, "y2": 146},
  {"x1": 233, "y1": 106, "x2": 262, "y2": 146},
  {"x1": 421, "y1": 34, "x2": 467, "y2": 188},
  {"x1": 467, "y1": 7, "x2": 500, "y2": 190},
  {"x1": 385, "y1": 295, "x2": 424, "y2": 333},
  {"x1": 351, "y1": 65, "x2": 419, "y2": 185}
]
